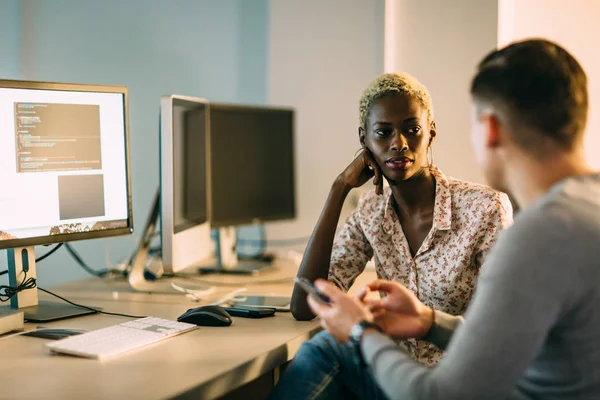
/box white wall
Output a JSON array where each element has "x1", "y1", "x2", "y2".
[
  {"x1": 498, "y1": 0, "x2": 600, "y2": 169},
  {"x1": 265, "y1": 0, "x2": 385, "y2": 243},
  {"x1": 0, "y1": 0, "x2": 387, "y2": 286},
  {"x1": 384, "y1": 0, "x2": 498, "y2": 184},
  {"x1": 1, "y1": 0, "x2": 268, "y2": 287}
]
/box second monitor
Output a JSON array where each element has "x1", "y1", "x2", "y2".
[{"x1": 202, "y1": 103, "x2": 296, "y2": 273}]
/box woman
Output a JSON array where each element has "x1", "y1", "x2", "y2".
[{"x1": 291, "y1": 72, "x2": 513, "y2": 366}]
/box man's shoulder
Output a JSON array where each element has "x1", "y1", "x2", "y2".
[{"x1": 499, "y1": 190, "x2": 600, "y2": 261}]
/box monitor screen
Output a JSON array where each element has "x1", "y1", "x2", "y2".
[
  {"x1": 207, "y1": 104, "x2": 295, "y2": 227},
  {"x1": 0, "y1": 81, "x2": 132, "y2": 249}
]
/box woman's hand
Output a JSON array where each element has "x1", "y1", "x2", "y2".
[{"x1": 337, "y1": 149, "x2": 383, "y2": 195}]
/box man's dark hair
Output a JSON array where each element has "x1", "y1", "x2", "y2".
[{"x1": 471, "y1": 39, "x2": 588, "y2": 151}]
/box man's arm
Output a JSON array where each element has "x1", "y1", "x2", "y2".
[
  {"x1": 360, "y1": 210, "x2": 575, "y2": 400},
  {"x1": 422, "y1": 311, "x2": 464, "y2": 351}
]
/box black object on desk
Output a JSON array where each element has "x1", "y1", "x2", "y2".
[
  {"x1": 23, "y1": 328, "x2": 84, "y2": 340},
  {"x1": 177, "y1": 305, "x2": 233, "y2": 327},
  {"x1": 222, "y1": 306, "x2": 275, "y2": 319}
]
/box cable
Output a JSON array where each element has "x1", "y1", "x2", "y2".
[
  {"x1": 172, "y1": 273, "x2": 296, "y2": 286},
  {"x1": 0, "y1": 270, "x2": 36, "y2": 302},
  {"x1": 35, "y1": 243, "x2": 64, "y2": 263},
  {"x1": 0, "y1": 243, "x2": 65, "y2": 277},
  {"x1": 64, "y1": 243, "x2": 111, "y2": 277},
  {"x1": 22, "y1": 242, "x2": 128, "y2": 279},
  {"x1": 38, "y1": 287, "x2": 146, "y2": 319},
  {"x1": 0, "y1": 244, "x2": 140, "y2": 314}
]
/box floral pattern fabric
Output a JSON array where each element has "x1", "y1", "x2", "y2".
[{"x1": 328, "y1": 166, "x2": 513, "y2": 365}]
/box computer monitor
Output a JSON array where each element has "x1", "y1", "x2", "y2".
[
  {"x1": 0, "y1": 79, "x2": 133, "y2": 321},
  {"x1": 159, "y1": 95, "x2": 212, "y2": 274},
  {"x1": 203, "y1": 103, "x2": 295, "y2": 273}
]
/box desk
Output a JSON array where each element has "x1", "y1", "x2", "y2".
[{"x1": 0, "y1": 263, "x2": 377, "y2": 400}]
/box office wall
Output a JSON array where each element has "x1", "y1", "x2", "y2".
[
  {"x1": 384, "y1": 0, "x2": 499, "y2": 184},
  {"x1": 0, "y1": 0, "x2": 22, "y2": 285},
  {"x1": 264, "y1": 0, "x2": 385, "y2": 243},
  {"x1": 498, "y1": 0, "x2": 600, "y2": 169},
  {"x1": 0, "y1": 0, "x2": 268, "y2": 287},
  {"x1": 0, "y1": 0, "x2": 21, "y2": 79}
]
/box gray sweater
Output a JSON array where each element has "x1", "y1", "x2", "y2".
[{"x1": 361, "y1": 173, "x2": 600, "y2": 400}]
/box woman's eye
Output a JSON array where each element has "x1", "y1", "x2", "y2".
[
  {"x1": 407, "y1": 126, "x2": 421, "y2": 135},
  {"x1": 375, "y1": 129, "x2": 391, "y2": 136}
]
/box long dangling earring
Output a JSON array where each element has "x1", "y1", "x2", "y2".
[
  {"x1": 427, "y1": 146, "x2": 434, "y2": 168},
  {"x1": 428, "y1": 121, "x2": 436, "y2": 168}
]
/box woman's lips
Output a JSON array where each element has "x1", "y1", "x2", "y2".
[{"x1": 385, "y1": 156, "x2": 413, "y2": 170}]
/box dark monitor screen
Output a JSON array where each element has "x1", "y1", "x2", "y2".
[
  {"x1": 172, "y1": 100, "x2": 207, "y2": 234},
  {"x1": 207, "y1": 104, "x2": 295, "y2": 227}
]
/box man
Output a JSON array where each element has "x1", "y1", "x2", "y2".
[{"x1": 270, "y1": 39, "x2": 600, "y2": 399}]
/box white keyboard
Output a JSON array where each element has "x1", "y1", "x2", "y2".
[{"x1": 46, "y1": 317, "x2": 197, "y2": 360}]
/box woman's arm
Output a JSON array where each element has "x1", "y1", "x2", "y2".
[
  {"x1": 291, "y1": 151, "x2": 382, "y2": 321},
  {"x1": 290, "y1": 178, "x2": 351, "y2": 320}
]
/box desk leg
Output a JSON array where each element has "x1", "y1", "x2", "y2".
[
  {"x1": 272, "y1": 360, "x2": 291, "y2": 386},
  {"x1": 273, "y1": 366, "x2": 280, "y2": 386},
  {"x1": 215, "y1": 371, "x2": 275, "y2": 400}
]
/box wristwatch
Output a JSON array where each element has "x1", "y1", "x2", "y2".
[{"x1": 349, "y1": 320, "x2": 382, "y2": 343}]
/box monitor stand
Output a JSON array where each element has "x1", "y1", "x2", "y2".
[
  {"x1": 128, "y1": 189, "x2": 213, "y2": 292},
  {"x1": 128, "y1": 189, "x2": 179, "y2": 293},
  {"x1": 198, "y1": 227, "x2": 272, "y2": 275},
  {"x1": 7, "y1": 247, "x2": 97, "y2": 322}
]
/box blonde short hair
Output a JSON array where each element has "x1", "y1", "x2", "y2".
[{"x1": 359, "y1": 73, "x2": 434, "y2": 129}]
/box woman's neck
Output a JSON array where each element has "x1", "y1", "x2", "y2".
[{"x1": 389, "y1": 168, "x2": 436, "y2": 217}]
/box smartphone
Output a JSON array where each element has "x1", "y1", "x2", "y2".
[
  {"x1": 222, "y1": 306, "x2": 275, "y2": 319},
  {"x1": 294, "y1": 277, "x2": 330, "y2": 305},
  {"x1": 231, "y1": 295, "x2": 291, "y2": 312}
]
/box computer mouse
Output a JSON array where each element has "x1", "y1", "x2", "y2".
[{"x1": 177, "y1": 305, "x2": 232, "y2": 327}]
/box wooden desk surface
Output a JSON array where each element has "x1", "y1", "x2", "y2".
[{"x1": 0, "y1": 262, "x2": 377, "y2": 400}]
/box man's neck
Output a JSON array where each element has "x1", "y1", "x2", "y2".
[{"x1": 507, "y1": 148, "x2": 595, "y2": 209}]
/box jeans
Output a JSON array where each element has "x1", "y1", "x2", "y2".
[{"x1": 269, "y1": 330, "x2": 389, "y2": 400}]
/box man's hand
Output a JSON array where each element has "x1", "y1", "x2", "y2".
[
  {"x1": 307, "y1": 279, "x2": 373, "y2": 343},
  {"x1": 364, "y1": 280, "x2": 433, "y2": 340}
]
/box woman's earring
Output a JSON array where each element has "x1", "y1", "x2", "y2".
[{"x1": 427, "y1": 146, "x2": 434, "y2": 167}]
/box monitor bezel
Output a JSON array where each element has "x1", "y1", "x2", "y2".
[
  {"x1": 207, "y1": 102, "x2": 296, "y2": 228},
  {"x1": 160, "y1": 95, "x2": 212, "y2": 273},
  {"x1": 0, "y1": 79, "x2": 134, "y2": 250}
]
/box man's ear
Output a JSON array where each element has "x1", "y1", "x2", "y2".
[
  {"x1": 482, "y1": 114, "x2": 501, "y2": 149},
  {"x1": 358, "y1": 127, "x2": 366, "y2": 147},
  {"x1": 429, "y1": 121, "x2": 437, "y2": 145}
]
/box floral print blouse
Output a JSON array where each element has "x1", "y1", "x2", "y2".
[{"x1": 328, "y1": 166, "x2": 513, "y2": 365}]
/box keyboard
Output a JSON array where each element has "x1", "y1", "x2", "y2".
[{"x1": 46, "y1": 317, "x2": 197, "y2": 360}]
